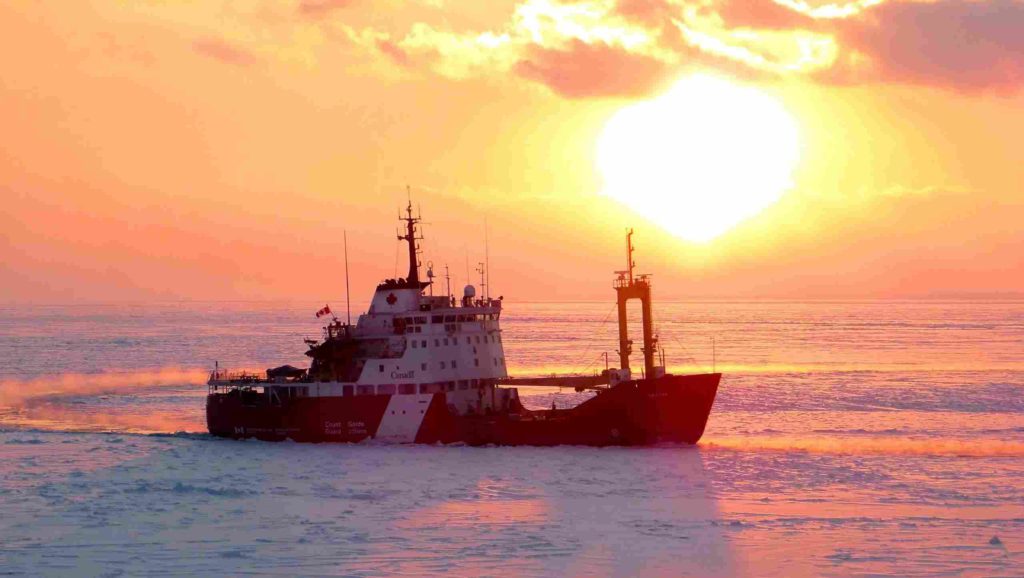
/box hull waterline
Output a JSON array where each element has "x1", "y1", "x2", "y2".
[{"x1": 207, "y1": 373, "x2": 720, "y2": 447}]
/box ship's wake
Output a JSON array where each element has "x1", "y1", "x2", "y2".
[
  {"x1": 0, "y1": 369, "x2": 208, "y2": 434},
  {"x1": 5, "y1": 370, "x2": 1022, "y2": 458},
  {"x1": 702, "y1": 434, "x2": 1024, "y2": 457}
]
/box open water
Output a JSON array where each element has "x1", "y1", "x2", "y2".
[{"x1": 1, "y1": 301, "x2": 1022, "y2": 576}]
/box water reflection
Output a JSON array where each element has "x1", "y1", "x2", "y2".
[{"x1": 390, "y1": 447, "x2": 737, "y2": 577}]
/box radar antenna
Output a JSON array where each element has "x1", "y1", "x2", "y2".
[{"x1": 475, "y1": 262, "x2": 486, "y2": 301}]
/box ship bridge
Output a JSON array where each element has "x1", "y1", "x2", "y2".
[{"x1": 291, "y1": 198, "x2": 510, "y2": 415}]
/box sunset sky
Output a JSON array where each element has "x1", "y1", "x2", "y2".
[{"x1": 2, "y1": 0, "x2": 1022, "y2": 303}]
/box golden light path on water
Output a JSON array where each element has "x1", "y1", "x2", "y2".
[{"x1": 597, "y1": 75, "x2": 801, "y2": 243}]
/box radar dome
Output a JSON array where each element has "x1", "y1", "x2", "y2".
[{"x1": 463, "y1": 285, "x2": 476, "y2": 298}]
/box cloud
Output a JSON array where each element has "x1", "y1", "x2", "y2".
[
  {"x1": 827, "y1": 0, "x2": 1024, "y2": 91},
  {"x1": 712, "y1": 0, "x2": 816, "y2": 30},
  {"x1": 183, "y1": 0, "x2": 1024, "y2": 96},
  {"x1": 348, "y1": 0, "x2": 682, "y2": 97},
  {"x1": 515, "y1": 38, "x2": 672, "y2": 97},
  {"x1": 192, "y1": 38, "x2": 258, "y2": 66},
  {"x1": 674, "y1": 15, "x2": 838, "y2": 75},
  {"x1": 338, "y1": 0, "x2": 835, "y2": 96},
  {"x1": 376, "y1": 38, "x2": 412, "y2": 66},
  {"x1": 615, "y1": 0, "x2": 678, "y2": 25},
  {"x1": 297, "y1": 0, "x2": 354, "y2": 18},
  {"x1": 673, "y1": 0, "x2": 1024, "y2": 92},
  {"x1": 364, "y1": 23, "x2": 519, "y2": 78}
]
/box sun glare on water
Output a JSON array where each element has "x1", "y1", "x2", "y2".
[{"x1": 597, "y1": 74, "x2": 801, "y2": 243}]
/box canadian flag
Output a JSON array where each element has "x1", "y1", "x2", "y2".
[{"x1": 315, "y1": 305, "x2": 332, "y2": 318}]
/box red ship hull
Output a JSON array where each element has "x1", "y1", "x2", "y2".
[{"x1": 206, "y1": 373, "x2": 720, "y2": 446}]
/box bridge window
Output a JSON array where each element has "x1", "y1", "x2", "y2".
[
  {"x1": 458, "y1": 381, "x2": 469, "y2": 390},
  {"x1": 377, "y1": 384, "x2": 396, "y2": 395},
  {"x1": 432, "y1": 315, "x2": 443, "y2": 324},
  {"x1": 342, "y1": 385, "x2": 353, "y2": 396},
  {"x1": 399, "y1": 383, "x2": 416, "y2": 395},
  {"x1": 357, "y1": 385, "x2": 374, "y2": 396}
]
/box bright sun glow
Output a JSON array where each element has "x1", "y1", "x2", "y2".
[{"x1": 597, "y1": 74, "x2": 801, "y2": 243}]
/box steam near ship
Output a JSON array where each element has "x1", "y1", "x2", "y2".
[{"x1": 206, "y1": 201, "x2": 720, "y2": 445}]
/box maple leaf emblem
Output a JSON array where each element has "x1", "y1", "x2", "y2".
[{"x1": 386, "y1": 293, "x2": 397, "y2": 305}]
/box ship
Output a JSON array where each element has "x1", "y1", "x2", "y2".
[{"x1": 206, "y1": 202, "x2": 720, "y2": 446}]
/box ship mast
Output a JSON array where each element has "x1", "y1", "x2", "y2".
[
  {"x1": 445, "y1": 264, "x2": 451, "y2": 301},
  {"x1": 344, "y1": 229, "x2": 351, "y2": 325},
  {"x1": 398, "y1": 190, "x2": 423, "y2": 286},
  {"x1": 614, "y1": 229, "x2": 657, "y2": 379}
]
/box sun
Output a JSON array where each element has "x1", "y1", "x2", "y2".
[{"x1": 596, "y1": 74, "x2": 801, "y2": 243}]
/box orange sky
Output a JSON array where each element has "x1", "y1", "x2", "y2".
[{"x1": 2, "y1": 0, "x2": 1022, "y2": 303}]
